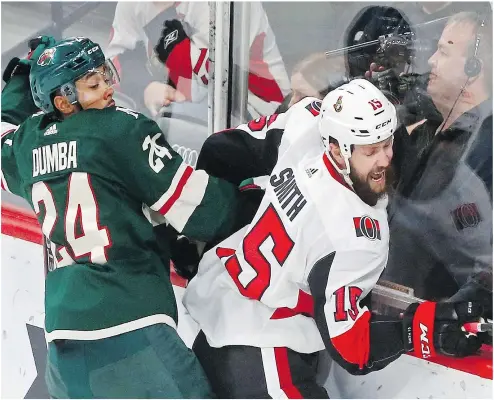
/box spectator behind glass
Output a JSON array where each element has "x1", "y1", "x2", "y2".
[
  {"x1": 108, "y1": 1, "x2": 290, "y2": 119},
  {"x1": 359, "y1": 3, "x2": 488, "y2": 126},
  {"x1": 384, "y1": 11, "x2": 492, "y2": 320},
  {"x1": 275, "y1": 52, "x2": 348, "y2": 113},
  {"x1": 106, "y1": 2, "x2": 185, "y2": 117}
]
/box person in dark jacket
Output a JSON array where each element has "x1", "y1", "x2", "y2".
[{"x1": 383, "y1": 11, "x2": 492, "y2": 325}]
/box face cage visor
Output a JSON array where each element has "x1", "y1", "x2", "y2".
[{"x1": 60, "y1": 59, "x2": 120, "y2": 106}]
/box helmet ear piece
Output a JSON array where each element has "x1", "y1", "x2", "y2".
[{"x1": 60, "y1": 83, "x2": 77, "y2": 104}]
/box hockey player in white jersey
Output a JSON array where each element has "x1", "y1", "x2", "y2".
[
  {"x1": 183, "y1": 79, "x2": 484, "y2": 398},
  {"x1": 107, "y1": 2, "x2": 290, "y2": 117}
]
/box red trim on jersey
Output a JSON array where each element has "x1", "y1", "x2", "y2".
[
  {"x1": 248, "y1": 33, "x2": 284, "y2": 103},
  {"x1": 322, "y1": 153, "x2": 353, "y2": 191},
  {"x1": 165, "y1": 38, "x2": 193, "y2": 100},
  {"x1": 193, "y1": 48, "x2": 208, "y2": 75},
  {"x1": 274, "y1": 348, "x2": 304, "y2": 399},
  {"x1": 239, "y1": 183, "x2": 260, "y2": 191},
  {"x1": 271, "y1": 290, "x2": 314, "y2": 319},
  {"x1": 330, "y1": 309, "x2": 371, "y2": 369},
  {"x1": 158, "y1": 166, "x2": 194, "y2": 216},
  {"x1": 74, "y1": 204, "x2": 85, "y2": 239},
  {"x1": 1, "y1": 180, "x2": 6, "y2": 191},
  {"x1": 216, "y1": 246, "x2": 236, "y2": 259},
  {"x1": 2, "y1": 128, "x2": 15, "y2": 139}
]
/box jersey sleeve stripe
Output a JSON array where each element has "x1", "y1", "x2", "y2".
[
  {"x1": 151, "y1": 162, "x2": 191, "y2": 213},
  {"x1": 273, "y1": 348, "x2": 304, "y2": 399},
  {"x1": 1, "y1": 122, "x2": 17, "y2": 138},
  {"x1": 329, "y1": 309, "x2": 371, "y2": 369},
  {"x1": 260, "y1": 348, "x2": 289, "y2": 399},
  {"x1": 193, "y1": 47, "x2": 208, "y2": 75},
  {"x1": 270, "y1": 289, "x2": 314, "y2": 320},
  {"x1": 164, "y1": 169, "x2": 209, "y2": 232}
]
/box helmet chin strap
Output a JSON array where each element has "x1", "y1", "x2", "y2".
[{"x1": 326, "y1": 151, "x2": 355, "y2": 188}]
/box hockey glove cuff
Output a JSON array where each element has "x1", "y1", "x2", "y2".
[
  {"x1": 403, "y1": 301, "x2": 483, "y2": 359},
  {"x1": 170, "y1": 235, "x2": 203, "y2": 281},
  {"x1": 239, "y1": 176, "x2": 268, "y2": 192}
]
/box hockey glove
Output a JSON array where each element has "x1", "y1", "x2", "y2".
[
  {"x1": 403, "y1": 301, "x2": 483, "y2": 359},
  {"x1": 170, "y1": 235, "x2": 203, "y2": 281},
  {"x1": 154, "y1": 19, "x2": 189, "y2": 64},
  {"x1": 3, "y1": 36, "x2": 56, "y2": 83}
]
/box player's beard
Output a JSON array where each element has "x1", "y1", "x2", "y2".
[{"x1": 350, "y1": 165, "x2": 395, "y2": 207}]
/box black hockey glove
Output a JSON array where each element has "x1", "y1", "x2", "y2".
[
  {"x1": 3, "y1": 35, "x2": 56, "y2": 83},
  {"x1": 403, "y1": 301, "x2": 483, "y2": 359},
  {"x1": 170, "y1": 235, "x2": 202, "y2": 281},
  {"x1": 154, "y1": 19, "x2": 189, "y2": 64}
]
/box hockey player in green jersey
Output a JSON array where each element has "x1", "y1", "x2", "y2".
[{"x1": 1, "y1": 36, "x2": 240, "y2": 398}]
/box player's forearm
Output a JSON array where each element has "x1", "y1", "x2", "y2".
[
  {"x1": 319, "y1": 312, "x2": 405, "y2": 376},
  {"x1": 180, "y1": 176, "x2": 241, "y2": 243},
  {"x1": 196, "y1": 127, "x2": 283, "y2": 185}
]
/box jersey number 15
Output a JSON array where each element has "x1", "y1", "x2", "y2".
[{"x1": 217, "y1": 204, "x2": 294, "y2": 300}]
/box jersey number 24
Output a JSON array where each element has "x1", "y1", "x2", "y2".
[{"x1": 32, "y1": 172, "x2": 111, "y2": 271}]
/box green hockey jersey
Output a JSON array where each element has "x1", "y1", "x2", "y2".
[{"x1": 1, "y1": 75, "x2": 240, "y2": 341}]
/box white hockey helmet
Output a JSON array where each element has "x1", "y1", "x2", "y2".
[{"x1": 318, "y1": 78, "x2": 397, "y2": 185}]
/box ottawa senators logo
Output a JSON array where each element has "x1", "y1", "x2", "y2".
[
  {"x1": 305, "y1": 100, "x2": 321, "y2": 116},
  {"x1": 37, "y1": 48, "x2": 56, "y2": 66},
  {"x1": 451, "y1": 203, "x2": 481, "y2": 231},
  {"x1": 354, "y1": 216, "x2": 381, "y2": 240},
  {"x1": 333, "y1": 95, "x2": 343, "y2": 112}
]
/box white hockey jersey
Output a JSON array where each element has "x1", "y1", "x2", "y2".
[
  {"x1": 183, "y1": 98, "x2": 390, "y2": 364},
  {"x1": 107, "y1": 2, "x2": 290, "y2": 116}
]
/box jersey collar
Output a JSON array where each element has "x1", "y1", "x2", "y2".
[{"x1": 322, "y1": 153, "x2": 353, "y2": 192}]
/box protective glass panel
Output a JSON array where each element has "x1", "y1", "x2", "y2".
[{"x1": 229, "y1": 1, "x2": 493, "y2": 316}]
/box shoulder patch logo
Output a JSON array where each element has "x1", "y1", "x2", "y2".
[
  {"x1": 143, "y1": 133, "x2": 173, "y2": 173},
  {"x1": 305, "y1": 100, "x2": 322, "y2": 116},
  {"x1": 451, "y1": 203, "x2": 481, "y2": 231},
  {"x1": 37, "y1": 48, "x2": 56, "y2": 66},
  {"x1": 354, "y1": 216, "x2": 381, "y2": 240}
]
